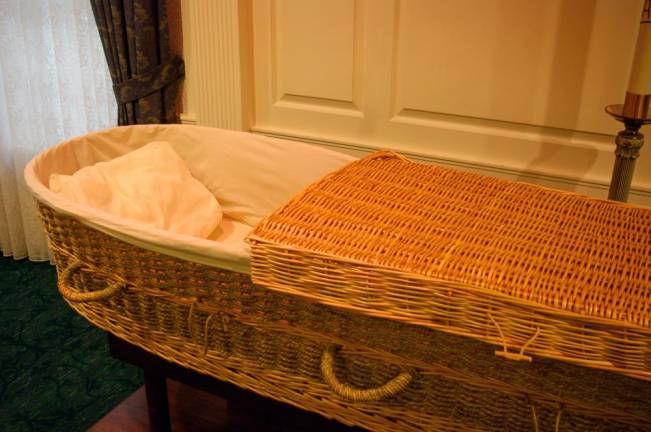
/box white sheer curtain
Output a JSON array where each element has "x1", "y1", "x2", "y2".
[{"x1": 0, "y1": 0, "x2": 116, "y2": 261}]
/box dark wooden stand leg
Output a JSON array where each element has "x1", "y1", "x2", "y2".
[
  {"x1": 144, "y1": 368, "x2": 171, "y2": 432},
  {"x1": 225, "y1": 397, "x2": 251, "y2": 432},
  {"x1": 607, "y1": 121, "x2": 644, "y2": 202}
]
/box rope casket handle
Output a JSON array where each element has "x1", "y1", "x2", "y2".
[
  {"x1": 320, "y1": 345, "x2": 413, "y2": 402},
  {"x1": 58, "y1": 260, "x2": 124, "y2": 302}
]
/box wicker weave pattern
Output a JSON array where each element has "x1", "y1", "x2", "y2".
[
  {"x1": 251, "y1": 151, "x2": 651, "y2": 325},
  {"x1": 248, "y1": 151, "x2": 651, "y2": 379},
  {"x1": 37, "y1": 205, "x2": 651, "y2": 431}
]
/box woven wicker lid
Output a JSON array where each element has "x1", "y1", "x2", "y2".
[{"x1": 249, "y1": 151, "x2": 651, "y2": 328}]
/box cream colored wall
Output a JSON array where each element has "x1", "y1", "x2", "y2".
[{"x1": 181, "y1": 0, "x2": 651, "y2": 206}]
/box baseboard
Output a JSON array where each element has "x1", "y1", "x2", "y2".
[{"x1": 179, "y1": 113, "x2": 197, "y2": 125}]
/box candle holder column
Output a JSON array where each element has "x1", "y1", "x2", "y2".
[
  {"x1": 605, "y1": 0, "x2": 650, "y2": 202},
  {"x1": 605, "y1": 106, "x2": 650, "y2": 202}
]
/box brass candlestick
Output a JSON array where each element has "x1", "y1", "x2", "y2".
[
  {"x1": 605, "y1": 104, "x2": 651, "y2": 202},
  {"x1": 605, "y1": 0, "x2": 650, "y2": 202}
]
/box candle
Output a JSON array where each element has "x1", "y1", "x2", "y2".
[{"x1": 623, "y1": 0, "x2": 651, "y2": 118}]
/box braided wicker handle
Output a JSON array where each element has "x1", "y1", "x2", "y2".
[
  {"x1": 58, "y1": 260, "x2": 123, "y2": 302},
  {"x1": 320, "y1": 346, "x2": 413, "y2": 402}
]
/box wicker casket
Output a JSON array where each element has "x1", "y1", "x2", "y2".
[{"x1": 26, "y1": 125, "x2": 651, "y2": 431}]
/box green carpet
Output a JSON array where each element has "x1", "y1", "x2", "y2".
[{"x1": 0, "y1": 256, "x2": 143, "y2": 432}]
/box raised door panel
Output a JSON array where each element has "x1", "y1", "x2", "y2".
[
  {"x1": 276, "y1": 0, "x2": 355, "y2": 103},
  {"x1": 255, "y1": 0, "x2": 366, "y2": 125},
  {"x1": 392, "y1": 0, "x2": 640, "y2": 135}
]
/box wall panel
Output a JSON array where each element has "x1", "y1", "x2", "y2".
[{"x1": 181, "y1": 0, "x2": 650, "y2": 205}]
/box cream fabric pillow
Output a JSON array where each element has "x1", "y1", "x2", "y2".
[{"x1": 49, "y1": 141, "x2": 222, "y2": 238}]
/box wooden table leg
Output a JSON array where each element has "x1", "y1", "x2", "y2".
[{"x1": 144, "y1": 368, "x2": 171, "y2": 432}]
